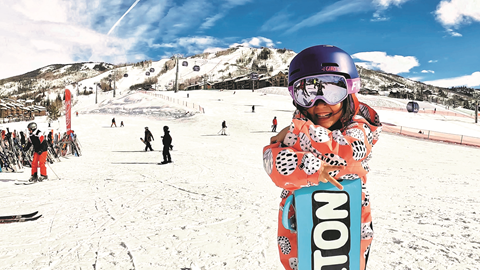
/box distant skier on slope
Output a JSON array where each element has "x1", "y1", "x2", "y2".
[
  {"x1": 272, "y1": 116, "x2": 277, "y2": 132},
  {"x1": 161, "y1": 126, "x2": 172, "y2": 164},
  {"x1": 220, "y1": 120, "x2": 227, "y2": 135},
  {"x1": 144, "y1": 127, "x2": 154, "y2": 151},
  {"x1": 24, "y1": 122, "x2": 48, "y2": 182},
  {"x1": 111, "y1": 117, "x2": 117, "y2": 127}
]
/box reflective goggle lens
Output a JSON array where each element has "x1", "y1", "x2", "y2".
[{"x1": 290, "y1": 74, "x2": 349, "y2": 107}]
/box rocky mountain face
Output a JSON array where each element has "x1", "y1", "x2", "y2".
[{"x1": 0, "y1": 46, "x2": 478, "y2": 110}]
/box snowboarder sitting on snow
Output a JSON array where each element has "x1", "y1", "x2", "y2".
[
  {"x1": 144, "y1": 127, "x2": 154, "y2": 151},
  {"x1": 24, "y1": 122, "x2": 48, "y2": 182},
  {"x1": 161, "y1": 126, "x2": 172, "y2": 164}
]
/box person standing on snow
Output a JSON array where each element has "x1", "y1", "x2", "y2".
[
  {"x1": 144, "y1": 127, "x2": 154, "y2": 151},
  {"x1": 161, "y1": 126, "x2": 172, "y2": 164},
  {"x1": 24, "y1": 122, "x2": 48, "y2": 182},
  {"x1": 221, "y1": 120, "x2": 227, "y2": 135},
  {"x1": 111, "y1": 117, "x2": 117, "y2": 127},
  {"x1": 272, "y1": 116, "x2": 277, "y2": 132},
  {"x1": 19, "y1": 131, "x2": 26, "y2": 147},
  {"x1": 264, "y1": 45, "x2": 381, "y2": 270}
]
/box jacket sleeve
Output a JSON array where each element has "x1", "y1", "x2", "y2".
[{"x1": 263, "y1": 116, "x2": 381, "y2": 191}]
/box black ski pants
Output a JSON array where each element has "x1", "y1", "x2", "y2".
[
  {"x1": 145, "y1": 141, "x2": 153, "y2": 151},
  {"x1": 163, "y1": 146, "x2": 171, "y2": 162}
]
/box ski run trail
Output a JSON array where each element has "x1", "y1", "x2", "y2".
[{"x1": 0, "y1": 88, "x2": 479, "y2": 270}]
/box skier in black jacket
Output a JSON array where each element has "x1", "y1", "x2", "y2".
[
  {"x1": 144, "y1": 127, "x2": 154, "y2": 151},
  {"x1": 24, "y1": 122, "x2": 48, "y2": 182},
  {"x1": 161, "y1": 126, "x2": 172, "y2": 164}
]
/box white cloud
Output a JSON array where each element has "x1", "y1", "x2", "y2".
[
  {"x1": 229, "y1": 37, "x2": 275, "y2": 48},
  {"x1": 446, "y1": 29, "x2": 463, "y2": 37},
  {"x1": 372, "y1": 0, "x2": 412, "y2": 22},
  {"x1": 352, "y1": 51, "x2": 420, "y2": 74},
  {"x1": 428, "y1": 60, "x2": 438, "y2": 63},
  {"x1": 152, "y1": 36, "x2": 222, "y2": 56},
  {"x1": 0, "y1": 0, "x2": 139, "y2": 79},
  {"x1": 421, "y1": 70, "x2": 435, "y2": 73},
  {"x1": 203, "y1": 47, "x2": 225, "y2": 54},
  {"x1": 286, "y1": 0, "x2": 373, "y2": 33},
  {"x1": 260, "y1": 8, "x2": 293, "y2": 32},
  {"x1": 435, "y1": 0, "x2": 480, "y2": 36},
  {"x1": 200, "y1": 14, "x2": 225, "y2": 30},
  {"x1": 372, "y1": 0, "x2": 410, "y2": 8},
  {"x1": 199, "y1": 0, "x2": 252, "y2": 30},
  {"x1": 406, "y1": 76, "x2": 423, "y2": 81},
  {"x1": 424, "y1": 71, "x2": 480, "y2": 88}
]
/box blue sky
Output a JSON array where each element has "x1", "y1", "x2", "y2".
[{"x1": 1, "y1": 0, "x2": 479, "y2": 88}]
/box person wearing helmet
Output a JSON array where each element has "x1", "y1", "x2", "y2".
[
  {"x1": 144, "y1": 127, "x2": 154, "y2": 151},
  {"x1": 263, "y1": 45, "x2": 382, "y2": 270},
  {"x1": 24, "y1": 122, "x2": 48, "y2": 182},
  {"x1": 160, "y1": 126, "x2": 172, "y2": 164}
]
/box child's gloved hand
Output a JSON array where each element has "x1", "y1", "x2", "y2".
[
  {"x1": 318, "y1": 165, "x2": 345, "y2": 190},
  {"x1": 270, "y1": 126, "x2": 289, "y2": 144}
]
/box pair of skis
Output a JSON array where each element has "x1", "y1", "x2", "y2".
[{"x1": 0, "y1": 211, "x2": 42, "y2": 224}]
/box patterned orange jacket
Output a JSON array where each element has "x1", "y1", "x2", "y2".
[
  {"x1": 263, "y1": 103, "x2": 382, "y2": 189},
  {"x1": 263, "y1": 102, "x2": 382, "y2": 270}
]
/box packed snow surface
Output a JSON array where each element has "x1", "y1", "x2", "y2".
[{"x1": 0, "y1": 89, "x2": 479, "y2": 270}]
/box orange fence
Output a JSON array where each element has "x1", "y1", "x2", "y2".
[
  {"x1": 382, "y1": 124, "x2": 480, "y2": 148},
  {"x1": 140, "y1": 91, "x2": 205, "y2": 113}
]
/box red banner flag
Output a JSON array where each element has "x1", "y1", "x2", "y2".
[{"x1": 65, "y1": 89, "x2": 72, "y2": 135}]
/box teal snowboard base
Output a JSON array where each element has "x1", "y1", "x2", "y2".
[{"x1": 282, "y1": 179, "x2": 362, "y2": 270}]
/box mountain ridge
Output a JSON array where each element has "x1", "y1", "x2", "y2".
[{"x1": 0, "y1": 46, "x2": 478, "y2": 111}]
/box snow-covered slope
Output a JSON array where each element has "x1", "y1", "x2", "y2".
[{"x1": 0, "y1": 89, "x2": 479, "y2": 269}]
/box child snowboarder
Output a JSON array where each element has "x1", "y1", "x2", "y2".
[
  {"x1": 263, "y1": 45, "x2": 382, "y2": 270},
  {"x1": 24, "y1": 122, "x2": 48, "y2": 182}
]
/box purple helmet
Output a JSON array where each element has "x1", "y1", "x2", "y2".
[{"x1": 288, "y1": 45, "x2": 360, "y2": 95}]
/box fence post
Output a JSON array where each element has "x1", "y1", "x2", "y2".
[
  {"x1": 461, "y1": 135, "x2": 463, "y2": 144},
  {"x1": 428, "y1": 130, "x2": 430, "y2": 139},
  {"x1": 399, "y1": 126, "x2": 402, "y2": 134}
]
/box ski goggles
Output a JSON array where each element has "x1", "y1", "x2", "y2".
[{"x1": 288, "y1": 74, "x2": 361, "y2": 107}]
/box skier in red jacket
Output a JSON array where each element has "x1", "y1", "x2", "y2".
[
  {"x1": 272, "y1": 116, "x2": 278, "y2": 132},
  {"x1": 24, "y1": 122, "x2": 48, "y2": 182}
]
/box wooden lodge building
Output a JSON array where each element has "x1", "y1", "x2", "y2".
[
  {"x1": 0, "y1": 99, "x2": 46, "y2": 123},
  {"x1": 184, "y1": 70, "x2": 289, "y2": 91}
]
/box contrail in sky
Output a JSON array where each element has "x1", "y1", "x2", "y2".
[{"x1": 107, "y1": 0, "x2": 142, "y2": 36}]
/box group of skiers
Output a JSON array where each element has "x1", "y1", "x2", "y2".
[
  {"x1": 0, "y1": 122, "x2": 82, "y2": 183},
  {"x1": 144, "y1": 126, "x2": 173, "y2": 164},
  {"x1": 219, "y1": 116, "x2": 277, "y2": 136}
]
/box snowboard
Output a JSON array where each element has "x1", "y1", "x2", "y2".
[
  {"x1": 158, "y1": 161, "x2": 173, "y2": 165},
  {"x1": 140, "y1": 138, "x2": 146, "y2": 145},
  {"x1": 282, "y1": 178, "x2": 362, "y2": 270}
]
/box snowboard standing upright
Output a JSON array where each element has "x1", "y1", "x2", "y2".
[{"x1": 282, "y1": 179, "x2": 362, "y2": 270}]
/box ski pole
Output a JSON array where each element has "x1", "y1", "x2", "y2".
[{"x1": 46, "y1": 163, "x2": 60, "y2": 180}]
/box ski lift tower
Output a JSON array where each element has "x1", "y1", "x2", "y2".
[{"x1": 174, "y1": 55, "x2": 199, "y2": 92}]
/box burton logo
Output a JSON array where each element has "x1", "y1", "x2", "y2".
[{"x1": 311, "y1": 191, "x2": 351, "y2": 270}]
